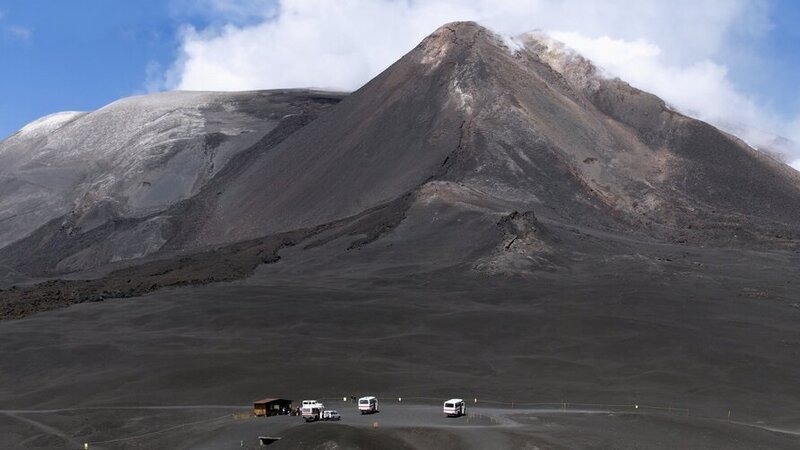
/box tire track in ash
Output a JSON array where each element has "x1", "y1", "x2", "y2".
[
  {"x1": 1, "y1": 405, "x2": 245, "y2": 448},
  {"x1": 0, "y1": 404, "x2": 247, "y2": 414},
  {"x1": 3, "y1": 412, "x2": 82, "y2": 448}
]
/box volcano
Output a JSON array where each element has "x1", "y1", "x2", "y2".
[
  {"x1": 1, "y1": 22, "x2": 800, "y2": 449},
  {"x1": 2, "y1": 22, "x2": 799, "y2": 282}
]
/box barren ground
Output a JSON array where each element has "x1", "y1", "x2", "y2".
[{"x1": 1, "y1": 233, "x2": 799, "y2": 448}]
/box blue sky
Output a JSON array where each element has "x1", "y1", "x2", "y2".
[
  {"x1": 0, "y1": 0, "x2": 262, "y2": 139},
  {"x1": 724, "y1": 0, "x2": 800, "y2": 123},
  {"x1": 0, "y1": 1, "x2": 174, "y2": 138},
  {"x1": 1, "y1": 0, "x2": 799, "y2": 145}
]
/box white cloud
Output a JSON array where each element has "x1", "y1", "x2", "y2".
[
  {"x1": 158, "y1": 0, "x2": 800, "y2": 162},
  {"x1": 170, "y1": 0, "x2": 278, "y2": 23},
  {"x1": 7, "y1": 25, "x2": 32, "y2": 42},
  {"x1": 168, "y1": 1, "x2": 477, "y2": 91},
  {"x1": 791, "y1": 117, "x2": 800, "y2": 143},
  {"x1": 547, "y1": 31, "x2": 782, "y2": 144},
  {"x1": 166, "y1": 0, "x2": 761, "y2": 92},
  {"x1": 789, "y1": 119, "x2": 800, "y2": 171}
]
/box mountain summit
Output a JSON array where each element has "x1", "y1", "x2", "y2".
[{"x1": 1, "y1": 21, "x2": 799, "y2": 294}]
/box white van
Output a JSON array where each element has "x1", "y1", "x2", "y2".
[
  {"x1": 301, "y1": 400, "x2": 325, "y2": 422},
  {"x1": 302, "y1": 400, "x2": 324, "y2": 408},
  {"x1": 443, "y1": 398, "x2": 466, "y2": 417},
  {"x1": 358, "y1": 396, "x2": 379, "y2": 414},
  {"x1": 302, "y1": 406, "x2": 322, "y2": 422}
]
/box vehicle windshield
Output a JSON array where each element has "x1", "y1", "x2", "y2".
[{"x1": 445, "y1": 403, "x2": 454, "y2": 407}]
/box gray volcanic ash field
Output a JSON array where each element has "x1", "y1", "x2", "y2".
[{"x1": 1, "y1": 22, "x2": 800, "y2": 449}]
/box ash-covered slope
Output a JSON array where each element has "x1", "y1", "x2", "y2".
[
  {"x1": 3, "y1": 21, "x2": 800, "y2": 281},
  {"x1": 0, "y1": 90, "x2": 343, "y2": 275}
]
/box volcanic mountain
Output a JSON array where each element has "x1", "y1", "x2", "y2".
[
  {"x1": 2, "y1": 22, "x2": 800, "y2": 449},
  {"x1": 2, "y1": 21, "x2": 799, "y2": 290}
]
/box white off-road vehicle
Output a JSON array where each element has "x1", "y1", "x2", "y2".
[
  {"x1": 443, "y1": 398, "x2": 466, "y2": 417},
  {"x1": 358, "y1": 396, "x2": 379, "y2": 414},
  {"x1": 301, "y1": 400, "x2": 325, "y2": 422},
  {"x1": 322, "y1": 409, "x2": 341, "y2": 421}
]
